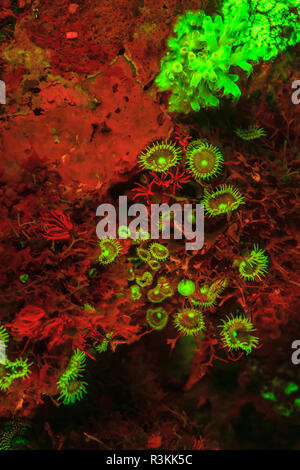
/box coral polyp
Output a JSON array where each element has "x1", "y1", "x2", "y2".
[
  {"x1": 147, "y1": 277, "x2": 173, "y2": 303},
  {"x1": 186, "y1": 140, "x2": 224, "y2": 181},
  {"x1": 57, "y1": 349, "x2": 87, "y2": 405},
  {"x1": 237, "y1": 244, "x2": 269, "y2": 281},
  {"x1": 136, "y1": 271, "x2": 153, "y2": 287},
  {"x1": 138, "y1": 140, "x2": 182, "y2": 172},
  {"x1": 130, "y1": 284, "x2": 142, "y2": 301},
  {"x1": 202, "y1": 185, "x2": 245, "y2": 217},
  {"x1": 177, "y1": 279, "x2": 196, "y2": 297},
  {"x1": 57, "y1": 379, "x2": 88, "y2": 405},
  {"x1": 235, "y1": 125, "x2": 267, "y2": 140},
  {"x1": 146, "y1": 307, "x2": 169, "y2": 330},
  {"x1": 0, "y1": 358, "x2": 33, "y2": 392},
  {"x1": 136, "y1": 246, "x2": 151, "y2": 262},
  {"x1": 149, "y1": 242, "x2": 169, "y2": 261},
  {"x1": 148, "y1": 259, "x2": 161, "y2": 271},
  {"x1": 173, "y1": 308, "x2": 205, "y2": 336},
  {"x1": 8, "y1": 358, "x2": 32, "y2": 380},
  {"x1": 190, "y1": 284, "x2": 217, "y2": 308},
  {"x1": 0, "y1": 422, "x2": 31, "y2": 450},
  {"x1": 209, "y1": 278, "x2": 229, "y2": 296},
  {"x1": 98, "y1": 239, "x2": 121, "y2": 264},
  {"x1": 219, "y1": 315, "x2": 259, "y2": 355}
]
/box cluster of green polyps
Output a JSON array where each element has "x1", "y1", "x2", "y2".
[
  {"x1": 56, "y1": 349, "x2": 88, "y2": 405},
  {"x1": 155, "y1": 11, "x2": 267, "y2": 113},
  {"x1": 222, "y1": 0, "x2": 300, "y2": 61},
  {"x1": 136, "y1": 242, "x2": 170, "y2": 271}
]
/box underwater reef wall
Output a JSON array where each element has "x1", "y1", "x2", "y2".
[{"x1": 0, "y1": 0, "x2": 299, "y2": 450}]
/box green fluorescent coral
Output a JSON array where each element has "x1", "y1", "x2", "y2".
[
  {"x1": 0, "y1": 358, "x2": 32, "y2": 392},
  {"x1": 0, "y1": 322, "x2": 9, "y2": 343},
  {"x1": 94, "y1": 332, "x2": 113, "y2": 354},
  {"x1": 57, "y1": 349, "x2": 88, "y2": 405},
  {"x1": 146, "y1": 307, "x2": 169, "y2": 330},
  {"x1": 237, "y1": 244, "x2": 269, "y2": 281},
  {"x1": 222, "y1": 0, "x2": 300, "y2": 61},
  {"x1": 186, "y1": 140, "x2": 224, "y2": 181},
  {"x1": 235, "y1": 125, "x2": 267, "y2": 140},
  {"x1": 98, "y1": 238, "x2": 121, "y2": 265},
  {"x1": 156, "y1": 2, "x2": 299, "y2": 113},
  {"x1": 138, "y1": 140, "x2": 182, "y2": 172},
  {"x1": 202, "y1": 184, "x2": 245, "y2": 217},
  {"x1": 155, "y1": 11, "x2": 267, "y2": 113},
  {"x1": 174, "y1": 308, "x2": 205, "y2": 336},
  {"x1": 0, "y1": 422, "x2": 31, "y2": 450},
  {"x1": 219, "y1": 314, "x2": 259, "y2": 354},
  {"x1": 177, "y1": 279, "x2": 196, "y2": 296}
]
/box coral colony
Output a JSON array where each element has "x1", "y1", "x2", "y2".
[{"x1": 0, "y1": 0, "x2": 299, "y2": 451}]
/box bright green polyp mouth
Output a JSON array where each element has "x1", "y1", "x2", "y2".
[
  {"x1": 201, "y1": 160, "x2": 208, "y2": 167},
  {"x1": 218, "y1": 203, "x2": 227, "y2": 210},
  {"x1": 158, "y1": 156, "x2": 166, "y2": 165}
]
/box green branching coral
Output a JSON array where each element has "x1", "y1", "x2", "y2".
[
  {"x1": 222, "y1": 0, "x2": 300, "y2": 61},
  {"x1": 0, "y1": 422, "x2": 31, "y2": 450},
  {"x1": 235, "y1": 125, "x2": 266, "y2": 140},
  {"x1": 219, "y1": 314, "x2": 259, "y2": 354},
  {"x1": 138, "y1": 140, "x2": 182, "y2": 172},
  {"x1": 98, "y1": 238, "x2": 121, "y2": 264},
  {"x1": 146, "y1": 307, "x2": 169, "y2": 330},
  {"x1": 236, "y1": 244, "x2": 269, "y2": 281},
  {"x1": 174, "y1": 308, "x2": 205, "y2": 336},
  {"x1": 186, "y1": 140, "x2": 224, "y2": 180},
  {"x1": 202, "y1": 184, "x2": 245, "y2": 216},
  {"x1": 156, "y1": 11, "x2": 266, "y2": 113},
  {"x1": 57, "y1": 349, "x2": 88, "y2": 405}
]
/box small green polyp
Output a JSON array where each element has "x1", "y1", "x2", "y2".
[
  {"x1": 284, "y1": 383, "x2": 299, "y2": 395},
  {"x1": 20, "y1": 274, "x2": 29, "y2": 284},
  {"x1": 177, "y1": 279, "x2": 196, "y2": 296}
]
